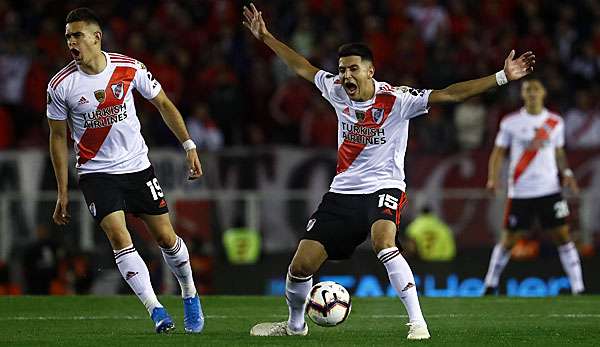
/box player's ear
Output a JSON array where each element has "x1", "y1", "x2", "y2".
[
  {"x1": 94, "y1": 31, "x2": 102, "y2": 43},
  {"x1": 368, "y1": 63, "x2": 374, "y2": 78}
]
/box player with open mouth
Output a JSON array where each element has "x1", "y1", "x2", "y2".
[{"x1": 243, "y1": 2, "x2": 535, "y2": 340}]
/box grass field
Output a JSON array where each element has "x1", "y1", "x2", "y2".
[{"x1": 1, "y1": 296, "x2": 599, "y2": 346}]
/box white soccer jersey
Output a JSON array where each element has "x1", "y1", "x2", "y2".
[
  {"x1": 46, "y1": 51, "x2": 162, "y2": 175},
  {"x1": 495, "y1": 108, "x2": 564, "y2": 198},
  {"x1": 314, "y1": 70, "x2": 431, "y2": 194}
]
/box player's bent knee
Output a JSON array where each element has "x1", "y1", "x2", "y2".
[
  {"x1": 371, "y1": 240, "x2": 396, "y2": 254},
  {"x1": 289, "y1": 259, "x2": 318, "y2": 278}
]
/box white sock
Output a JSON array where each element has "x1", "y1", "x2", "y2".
[
  {"x1": 378, "y1": 247, "x2": 425, "y2": 324},
  {"x1": 558, "y1": 242, "x2": 585, "y2": 294},
  {"x1": 286, "y1": 268, "x2": 312, "y2": 331},
  {"x1": 484, "y1": 243, "x2": 511, "y2": 288},
  {"x1": 161, "y1": 236, "x2": 197, "y2": 299},
  {"x1": 114, "y1": 245, "x2": 162, "y2": 315}
]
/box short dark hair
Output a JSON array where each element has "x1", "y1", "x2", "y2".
[
  {"x1": 338, "y1": 43, "x2": 374, "y2": 64},
  {"x1": 522, "y1": 76, "x2": 544, "y2": 86},
  {"x1": 66, "y1": 7, "x2": 101, "y2": 27}
]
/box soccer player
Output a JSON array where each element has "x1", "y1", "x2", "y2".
[
  {"x1": 242, "y1": 3, "x2": 535, "y2": 339},
  {"x1": 482, "y1": 78, "x2": 584, "y2": 295},
  {"x1": 47, "y1": 8, "x2": 204, "y2": 333}
]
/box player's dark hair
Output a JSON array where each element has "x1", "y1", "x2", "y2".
[
  {"x1": 66, "y1": 7, "x2": 101, "y2": 27},
  {"x1": 338, "y1": 43, "x2": 374, "y2": 64},
  {"x1": 522, "y1": 76, "x2": 543, "y2": 85}
]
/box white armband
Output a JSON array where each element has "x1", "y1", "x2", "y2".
[
  {"x1": 495, "y1": 70, "x2": 508, "y2": 86},
  {"x1": 562, "y1": 168, "x2": 574, "y2": 177},
  {"x1": 182, "y1": 139, "x2": 196, "y2": 151}
]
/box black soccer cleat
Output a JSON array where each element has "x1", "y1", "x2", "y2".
[{"x1": 483, "y1": 286, "x2": 498, "y2": 296}]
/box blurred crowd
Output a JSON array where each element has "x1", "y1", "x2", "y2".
[{"x1": 1, "y1": 0, "x2": 600, "y2": 152}]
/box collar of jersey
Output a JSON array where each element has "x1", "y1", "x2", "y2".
[
  {"x1": 520, "y1": 107, "x2": 548, "y2": 118},
  {"x1": 76, "y1": 51, "x2": 111, "y2": 78}
]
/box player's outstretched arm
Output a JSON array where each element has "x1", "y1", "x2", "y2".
[
  {"x1": 149, "y1": 90, "x2": 203, "y2": 180},
  {"x1": 486, "y1": 146, "x2": 507, "y2": 195},
  {"x1": 48, "y1": 119, "x2": 71, "y2": 225},
  {"x1": 429, "y1": 50, "x2": 535, "y2": 104},
  {"x1": 243, "y1": 3, "x2": 319, "y2": 83},
  {"x1": 555, "y1": 147, "x2": 580, "y2": 195}
]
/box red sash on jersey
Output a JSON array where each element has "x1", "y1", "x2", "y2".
[
  {"x1": 77, "y1": 66, "x2": 136, "y2": 165},
  {"x1": 336, "y1": 93, "x2": 396, "y2": 174},
  {"x1": 512, "y1": 117, "x2": 558, "y2": 183}
]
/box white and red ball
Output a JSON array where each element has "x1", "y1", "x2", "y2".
[{"x1": 305, "y1": 281, "x2": 352, "y2": 327}]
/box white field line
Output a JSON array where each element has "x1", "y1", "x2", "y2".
[{"x1": 1, "y1": 313, "x2": 599, "y2": 321}]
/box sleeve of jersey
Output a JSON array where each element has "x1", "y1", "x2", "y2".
[
  {"x1": 314, "y1": 70, "x2": 336, "y2": 101},
  {"x1": 494, "y1": 121, "x2": 511, "y2": 148},
  {"x1": 46, "y1": 86, "x2": 68, "y2": 121},
  {"x1": 396, "y1": 87, "x2": 433, "y2": 120},
  {"x1": 133, "y1": 64, "x2": 162, "y2": 100}
]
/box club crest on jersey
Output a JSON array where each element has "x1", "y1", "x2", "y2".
[
  {"x1": 111, "y1": 82, "x2": 125, "y2": 100},
  {"x1": 372, "y1": 107, "x2": 384, "y2": 124},
  {"x1": 94, "y1": 90, "x2": 105, "y2": 103},
  {"x1": 356, "y1": 111, "x2": 366, "y2": 122},
  {"x1": 88, "y1": 202, "x2": 96, "y2": 217},
  {"x1": 306, "y1": 218, "x2": 316, "y2": 231}
]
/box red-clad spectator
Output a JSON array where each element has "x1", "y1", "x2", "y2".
[
  {"x1": 301, "y1": 99, "x2": 338, "y2": 149},
  {"x1": 150, "y1": 51, "x2": 184, "y2": 104},
  {"x1": 36, "y1": 17, "x2": 64, "y2": 62}
]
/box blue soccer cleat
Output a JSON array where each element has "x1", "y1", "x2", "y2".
[
  {"x1": 183, "y1": 294, "x2": 205, "y2": 333},
  {"x1": 151, "y1": 307, "x2": 175, "y2": 333}
]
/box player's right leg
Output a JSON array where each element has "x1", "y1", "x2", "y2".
[
  {"x1": 483, "y1": 197, "x2": 531, "y2": 295},
  {"x1": 483, "y1": 230, "x2": 522, "y2": 294},
  {"x1": 250, "y1": 239, "x2": 327, "y2": 336},
  {"x1": 79, "y1": 173, "x2": 173, "y2": 333},
  {"x1": 100, "y1": 211, "x2": 174, "y2": 333}
]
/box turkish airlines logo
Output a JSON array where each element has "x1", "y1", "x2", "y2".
[{"x1": 111, "y1": 82, "x2": 125, "y2": 100}]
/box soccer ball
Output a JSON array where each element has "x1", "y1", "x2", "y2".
[{"x1": 305, "y1": 281, "x2": 352, "y2": 327}]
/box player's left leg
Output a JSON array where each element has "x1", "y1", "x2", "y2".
[
  {"x1": 368, "y1": 188, "x2": 429, "y2": 340},
  {"x1": 371, "y1": 219, "x2": 429, "y2": 340},
  {"x1": 549, "y1": 225, "x2": 585, "y2": 294},
  {"x1": 541, "y1": 193, "x2": 584, "y2": 294},
  {"x1": 141, "y1": 212, "x2": 205, "y2": 333}
]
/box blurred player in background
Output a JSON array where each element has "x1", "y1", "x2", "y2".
[
  {"x1": 47, "y1": 8, "x2": 204, "y2": 333},
  {"x1": 483, "y1": 78, "x2": 584, "y2": 295},
  {"x1": 243, "y1": 3, "x2": 535, "y2": 340}
]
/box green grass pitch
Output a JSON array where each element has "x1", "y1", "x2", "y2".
[{"x1": 1, "y1": 296, "x2": 599, "y2": 346}]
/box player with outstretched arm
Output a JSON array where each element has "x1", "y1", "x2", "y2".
[
  {"x1": 482, "y1": 78, "x2": 584, "y2": 295},
  {"x1": 47, "y1": 8, "x2": 204, "y2": 333},
  {"x1": 242, "y1": 3, "x2": 535, "y2": 340}
]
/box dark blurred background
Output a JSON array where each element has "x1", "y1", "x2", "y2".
[{"x1": 0, "y1": 0, "x2": 599, "y2": 297}]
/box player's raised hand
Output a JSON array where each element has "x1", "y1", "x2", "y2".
[
  {"x1": 186, "y1": 149, "x2": 203, "y2": 180},
  {"x1": 503, "y1": 50, "x2": 535, "y2": 81},
  {"x1": 242, "y1": 3, "x2": 269, "y2": 41},
  {"x1": 53, "y1": 196, "x2": 71, "y2": 225}
]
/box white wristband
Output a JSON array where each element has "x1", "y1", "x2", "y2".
[
  {"x1": 563, "y1": 168, "x2": 574, "y2": 177},
  {"x1": 495, "y1": 70, "x2": 508, "y2": 86},
  {"x1": 182, "y1": 139, "x2": 196, "y2": 151}
]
